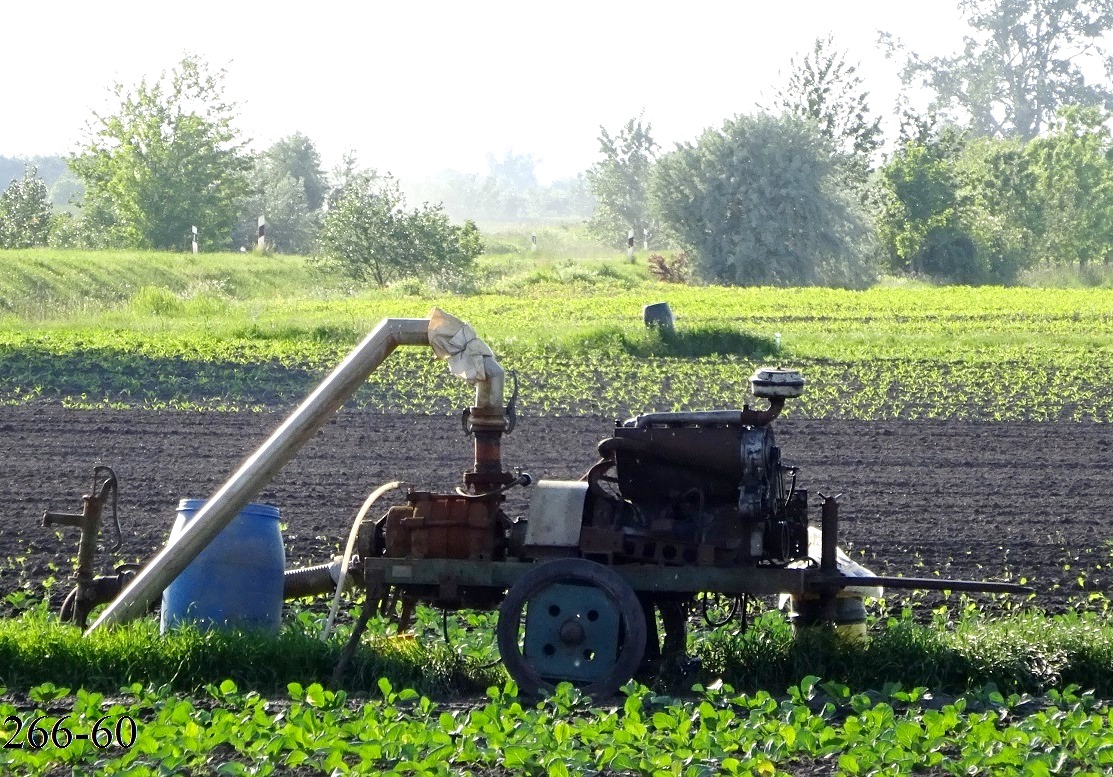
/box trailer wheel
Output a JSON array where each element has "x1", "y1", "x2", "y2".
[{"x1": 497, "y1": 558, "x2": 646, "y2": 699}]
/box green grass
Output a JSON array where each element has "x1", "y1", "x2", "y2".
[
  {"x1": 2, "y1": 591, "x2": 1111, "y2": 699},
  {"x1": 475, "y1": 222, "x2": 619, "y2": 260},
  {"x1": 1018, "y1": 262, "x2": 1113, "y2": 288},
  {"x1": 0, "y1": 248, "x2": 352, "y2": 320}
]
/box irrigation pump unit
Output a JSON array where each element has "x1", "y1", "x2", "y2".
[{"x1": 58, "y1": 309, "x2": 1029, "y2": 698}]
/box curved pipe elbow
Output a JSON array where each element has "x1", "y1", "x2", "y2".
[{"x1": 741, "y1": 397, "x2": 786, "y2": 427}]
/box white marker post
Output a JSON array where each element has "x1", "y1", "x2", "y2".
[
  {"x1": 531, "y1": 233, "x2": 537, "y2": 252},
  {"x1": 257, "y1": 215, "x2": 266, "y2": 252},
  {"x1": 191, "y1": 226, "x2": 198, "y2": 255},
  {"x1": 627, "y1": 229, "x2": 635, "y2": 263}
]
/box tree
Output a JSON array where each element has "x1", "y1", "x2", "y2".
[
  {"x1": 651, "y1": 113, "x2": 876, "y2": 288},
  {"x1": 263, "y1": 133, "x2": 327, "y2": 211},
  {"x1": 70, "y1": 55, "x2": 250, "y2": 250},
  {"x1": 1025, "y1": 106, "x2": 1113, "y2": 266},
  {"x1": 0, "y1": 156, "x2": 76, "y2": 209},
  {"x1": 878, "y1": 124, "x2": 1038, "y2": 283},
  {"x1": 878, "y1": 128, "x2": 985, "y2": 280},
  {"x1": 477, "y1": 151, "x2": 538, "y2": 220},
  {"x1": 958, "y1": 134, "x2": 1039, "y2": 280},
  {"x1": 880, "y1": 107, "x2": 1113, "y2": 281},
  {"x1": 317, "y1": 173, "x2": 482, "y2": 287},
  {"x1": 0, "y1": 166, "x2": 52, "y2": 248},
  {"x1": 235, "y1": 134, "x2": 325, "y2": 253},
  {"x1": 883, "y1": 0, "x2": 1113, "y2": 140},
  {"x1": 235, "y1": 161, "x2": 315, "y2": 254},
  {"x1": 587, "y1": 115, "x2": 659, "y2": 248},
  {"x1": 327, "y1": 149, "x2": 364, "y2": 208},
  {"x1": 768, "y1": 36, "x2": 883, "y2": 187}
]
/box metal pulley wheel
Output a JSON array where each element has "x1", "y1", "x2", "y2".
[{"x1": 496, "y1": 558, "x2": 646, "y2": 699}]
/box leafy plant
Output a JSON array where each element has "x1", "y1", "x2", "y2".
[
  {"x1": 646, "y1": 251, "x2": 691, "y2": 283},
  {"x1": 316, "y1": 173, "x2": 482, "y2": 287}
]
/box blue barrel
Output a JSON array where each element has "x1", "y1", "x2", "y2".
[{"x1": 160, "y1": 500, "x2": 285, "y2": 633}]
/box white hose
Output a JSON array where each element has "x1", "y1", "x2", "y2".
[{"x1": 320, "y1": 480, "x2": 405, "y2": 641}]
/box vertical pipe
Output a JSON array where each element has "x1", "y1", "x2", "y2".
[
  {"x1": 819, "y1": 494, "x2": 840, "y2": 624},
  {"x1": 820, "y1": 496, "x2": 839, "y2": 574},
  {"x1": 86, "y1": 318, "x2": 431, "y2": 633}
]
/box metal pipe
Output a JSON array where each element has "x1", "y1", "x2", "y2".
[
  {"x1": 828, "y1": 575, "x2": 1033, "y2": 595},
  {"x1": 86, "y1": 317, "x2": 431, "y2": 633},
  {"x1": 820, "y1": 496, "x2": 839, "y2": 574},
  {"x1": 625, "y1": 400, "x2": 786, "y2": 429},
  {"x1": 819, "y1": 495, "x2": 840, "y2": 624}
]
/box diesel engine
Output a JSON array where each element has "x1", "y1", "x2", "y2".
[{"x1": 522, "y1": 367, "x2": 809, "y2": 569}]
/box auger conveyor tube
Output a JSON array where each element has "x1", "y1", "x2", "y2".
[{"x1": 85, "y1": 317, "x2": 433, "y2": 633}]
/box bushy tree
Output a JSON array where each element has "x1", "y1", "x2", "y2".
[
  {"x1": 958, "y1": 134, "x2": 1038, "y2": 280},
  {"x1": 0, "y1": 166, "x2": 52, "y2": 248},
  {"x1": 769, "y1": 36, "x2": 882, "y2": 189},
  {"x1": 317, "y1": 173, "x2": 482, "y2": 287},
  {"x1": 651, "y1": 113, "x2": 876, "y2": 288},
  {"x1": 70, "y1": 55, "x2": 250, "y2": 250},
  {"x1": 880, "y1": 108, "x2": 1113, "y2": 281},
  {"x1": 264, "y1": 133, "x2": 326, "y2": 211},
  {"x1": 883, "y1": 0, "x2": 1113, "y2": 140},
  {"x1": 1025, "y1": 107, "x2": 1113, "y2": 266},
  {"x1": 235, "y1": 134, "x2": 325, "y2": 253},
  {"x1": 879, "y1": 127, "x2": 974, "y2": 278},
  {"x1": 587, "y1": 115, "x2": 659, "y2": 248},
  {"x1": 879, "y1": 125, "x2": 1023, "y2": 283}
]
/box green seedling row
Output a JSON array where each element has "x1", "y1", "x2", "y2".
[
  {"x1": 0, "y1": 335, "x2": 1108, "y2": 421},
  {"x1": 1, "y1": 280, "x2": 1111, "y2": 420},
  {"x1": 2, "y1": 679, "x2": 1111, "y2": 775}
]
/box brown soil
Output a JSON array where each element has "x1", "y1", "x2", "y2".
[{"x1": 1, "y1": 405, "x2": 1109, "y2": 613}]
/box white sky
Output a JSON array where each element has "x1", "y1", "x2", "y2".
[{"x1": 1, "y1": 1, "x2": 967, "y2": 183}]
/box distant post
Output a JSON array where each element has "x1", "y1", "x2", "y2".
[
  {"x1": 627, "y1": 229, "x2": 635, "y2": 263},
  {"x1": 191, "y1": 226, "x2": 198, "y2": 255},
  {"x1": 531, "y1": 233, "x2": 537, "y2": 251},
  {"x1": 257, "y1": 216, "x2": 266, "y2": 252}
]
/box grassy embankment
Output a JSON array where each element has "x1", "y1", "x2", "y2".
[{"x1": 1, "y1": 247, "x2": 1111, "y2": 420}]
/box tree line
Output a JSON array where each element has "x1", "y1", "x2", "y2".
[
  {"x1": 3, "y1": 0, "x2": 1113, "y2": 288},
  {"x1": 589, "y1": 0, "x2": 1113, "y2": 286}
]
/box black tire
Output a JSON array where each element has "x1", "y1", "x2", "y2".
[{"x1": 496, "y1": 558, "x2": 646, "y2": 699}]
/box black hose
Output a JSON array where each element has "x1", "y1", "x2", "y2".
[{"x1": 283, "y1": 563, "x2": 339, "y2": 599}]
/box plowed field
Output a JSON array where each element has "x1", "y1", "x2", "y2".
[{"x1": 2, "y1": 405, "x2": 1108, "y2": 614}]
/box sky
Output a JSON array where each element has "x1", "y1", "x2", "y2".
[{"x1": 1, "y1": 1, "x2": 968, "y2": 184}]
